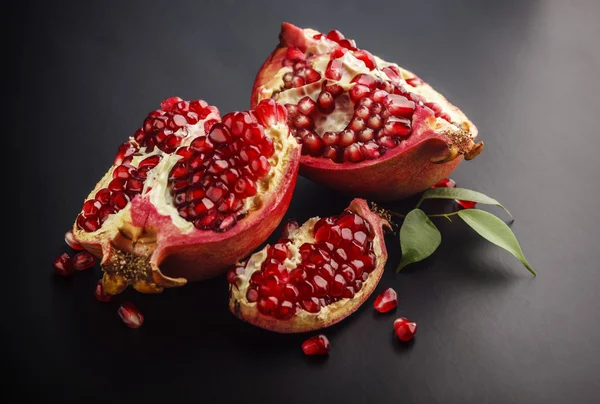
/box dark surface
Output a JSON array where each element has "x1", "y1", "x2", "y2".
[{"x1": 6, "y1": 0, "x2": 600, "y2": 402}]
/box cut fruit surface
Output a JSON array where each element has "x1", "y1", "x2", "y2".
[
  {"x1": 73, "y1": 98, "x2": 301, "y2": 295},
  {"x1": 228, "y1": 199, "x2": 391, "y2": 333},
  {"x1": 252, "y1": 23, "x2": 483, "y2": 201}
]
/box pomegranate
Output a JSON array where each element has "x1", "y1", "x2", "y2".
[
  {"x1": 394, "y1": 317, "x2": 417, "y2": 342},
  {"x1": 252, "y1": 23, "x2": 483, "y2": 201},
  {"x1": 72, "y1": 97, "x2": 301, "y2": 295},
  {"x1": 302, "y1": 334, "x2": 331, "y2": 355},
  {"x1": 228, "y1": 199, "x2": 391, "y2": 333}
]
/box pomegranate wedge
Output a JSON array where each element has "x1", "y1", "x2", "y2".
[
  {"x1": 228, "y1": 199, "x2": 391, "y2": 333},
  {"x1": 252, "y1": 23, "x2": 483, "y2": 201},
  {"x1": 73, "y1": 98, "x2": 301, "y2": 295}
]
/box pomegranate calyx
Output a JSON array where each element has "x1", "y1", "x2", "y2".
[{"x1": 430, "y1": 128, "x2": 484, "y2": 164}]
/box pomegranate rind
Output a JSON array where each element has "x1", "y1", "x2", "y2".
[
  {"x1": 229, "y1": 198, "x2": 391, "y2": 333},
  {"x1": 72, "y1": 102, "x2": 302, "y2": 294},
  {"x1": 251, "y1": 23, "x2": 483, "y2": 201}
]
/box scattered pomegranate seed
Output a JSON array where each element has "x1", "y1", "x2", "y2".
[
  {"x1": 373, "y1": 287, "x2": 398, "y2": 313},
  {"x1": 94, "y1": 280, "x2": 112, "y2": 302},
  {"x1": 53, "y1": 253, "x2": 74, "y2": 277},
  {"x1": 302, "y1": 334, "x2": 331, "y2": 355},
  {"x1": 432, "y1": 178, "x2": 456, "y2": 188},
  {"x1": 64, "y1": 230, "x2": 84, "y2": 250},
  {"x1": 118, "y1": 302, "x2": 144, "y2": 329},
  {"x1": 457, "y1": 200, "x2": 477, "y2": 209},
  {"x1": 73, "y1": 251, "x2": 97, "y2": 271},
  {"x1": 394, "y1": 317, "x2": 417, "y2": 342}
]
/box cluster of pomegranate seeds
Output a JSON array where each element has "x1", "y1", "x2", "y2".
[
  {"x1": 53, "y1": 253, "x2": 74, "y2": 277},
  {"x1": 302, "y1": 334, "x2": 331, "y2": 355},
  {"x1": 373, "y1": 287, "x2": 398, "y2": 313},
  {"x1": 168, "y1": 100, "x2": 285, "y2": 232},
  {"x1": 394, "y1": 317, "x2": 417, "y2": 342},
  {"x1": 94, "y1": 280, "x2": 112, "y2": 302},
  {"x1": 118, "y1": 302, "x2": 144, "y2": 329},
  {"x1": 431, "y1": 177, "x2": 477, "y2": 209},
  {"x1": 230, "y1": 210, "x2": 377, "y2": 319},
  {"x1": 282, "y1": 47, "x2": 321, "y2": 89}
]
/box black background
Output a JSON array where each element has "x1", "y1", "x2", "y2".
[{"x1": 6, "y1": 1, "x2": 600, "y2": 403}]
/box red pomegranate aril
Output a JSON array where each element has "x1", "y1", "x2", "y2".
[
  {"x1": 374, "y1": 288, "x2": 398, "y2": 313},
  {"x1": 234, "y1": 177, "x2": 257, "y2": 197},
  {"x1": 304, "y1": 69, "x2": 321, "y2": 83},
  {"x1": 337, "y1": 39, "x2": 355, "y2": 50},
  {"x1": 108, "y1": 178, "x2": 126, "y2": 192},
  {"x1": 209, "y1": 124, "x2": 231, "y2": 144},
  {"x1": 95, "y1": 188, "x2": 111, "y2": 204},
  {"x1": 114, "y1": 141, "x2": 138, "y2": 166},
  {"x1": 344, "y1": 144, "x2": 364, "y2": 162},
  {"x1": 326, "y1": 29, "x2": 345, "y2": 42},
  {"x1": 457, "y1": 200, "x2": 477, "y2": 209},
  {"x1": 110, "y1": 192, "x2": 130, "y2": 210},
  {"x1": 325, "y1": 59, "x2": 342, "y2": 80},
  {"x1": 118, "y1": 302, "x2": 144, "y2": 329},
  {"x1": 350, "y1": 84, "x2": 370, "y2": 102},
  {"x1": 367, "y1": 115, "x2": 383, "y2": 130},
  {"x1": 300, "y1": 297, "x2": 321, "y2": 313},
  {"x1": 160, "y1": 96, "x2": 183, "y2": 111},
  {"x1": 339, "y1": 130, "x2": 356, "y2": 147},
  {"x1": 394, "y1": 317, "x2": 417, "y2": 342},
  {"x1": 378, "y1": 136, "x2": 397, "y2": 149},
  {"x1": 320, "y1": 132, "x2": 338, "y2": 147},
  {"x1": 353, "y1": 49, "x2": 376, "y2": 70},
  {"x1": 190, "y1": 136, "x2": 214, "y2": 153},
  {"x1": 94, "y1": 280, "x2": 112, "y2": 302},
  {"x1": 292, "y1": 76, "x2": 305, "y2": 87},
  {"x1": 97, "y1": 205, "x2": 115, "y2": 222},
  {"x1": 73, "y1": 250, "x2": 96, "y2": 271},
  {"x1": 383, "y1": 117, "x2": 411, "y2": 136},
  {"x1": 53, "y1": 253, "x2": 74, "y2": 277},
  {"x1": 329, "y1": 274, "x2": 346, "y2": 297},
  {"x1": 80, "y1": 216, "x2": 101, "y2": 232},
  {"x1": 432, "y1": 178, "x2": 456, "y2": 188},
  {"x1": 298, "y1": 97, "x2": 317, "y2": 116},
  {"x1": 276, "y1": 301, "x2": 296, "y2": 320},
  {"x1": 405, "y1": 77, "x2": 422, "y2": 87},
  {"x1": 65, "y1": 230, "x2": 84, "y2": 250},
  {"x1": 340, "y1": 266, "x2": 356, "y2": 283},
  {"x1": 286, "y1": 47, "x2": 305, "y2": 61},
  {"x1": 293, "y1": 114, "x2": 313, "y2": 129},
  {"x1": 385, "y1": 94, "x2": 415, "y2": 117},
  {"x1": 358, "y1": 129, "x2": 376, "y2": 143},
  {"x1": 246, "y1": 288, "x2": 259, "y2": 302},
  {"x1": 82, "y1": 199, "x2": 102, "y2": 217},
  {"x1": 303, "y1": 133, "x2": 324, "y2": 156},
  {"x1": 126, "y1": 178, "x2": 144, "y2": 194},
  {"x1": 349, "y1": 117, "x2": 365, "y2": 132},
  {"x1": 382, "y1": 66, "x2": 402, "y2": 83},
  {"x1": 193, "y1": 198, "x2": 216, "y2": 216},
  {"x1": 250, "y1": 156, "x2": 270, "y2": 176},
  {"x1": 257, "y1": 296, "x2": 279, "y2": 315},
  {"x1": 302, "y1": 334, "x2": 330, "y2": 355}
]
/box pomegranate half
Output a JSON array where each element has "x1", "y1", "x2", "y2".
[
  {"x1": 73, "y1": 97, "x2": 301, "y2": 295},
  {"x1": 252, "y1": 23, "x2": 483, "y2": 201},
  {"x1": 228, "y1": 198, "x2": 391, "y2": 333}
]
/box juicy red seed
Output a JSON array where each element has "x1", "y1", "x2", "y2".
[
  {"x1": 340, "y1": 266, "x2": 356, "y2": 282},
  {"x1": 194, "y1": 210, "x2": 219, "y2": 230},
  {"x1": 331, "y1": 47, "x2": 347, "y2": 59},
  {"x1": 234, "y1": 177, "x2": 257, "y2": 197},
  {"x1": 73, "y1": 251, "x2": 96, "y2": 271},
  {"x1": 303, "y1": 133, "x2": 324, "y2": 157},
  {"x1": 325, "y1": 59, "x2": 343, "y2": 81},
  {"x1": 300, "y1": 297, "x2": 321, "y2": 313},
  {"x1": 311, "y1": 275, "x2": 329, "y2": 296},
  {"x1": 330, "y1": 274, "x2": 346, "y2": 297},
  {"x1": 350, "y1": 84, "x2": 370, "y2": 102},
  {"x1": 208, "y1": 159, "x2": 229, "y2": 175},
  {"x1": 290, "y1": 76, "x2": 304, "y2": 88},
  {"x1": 260, "y1": 137, "x2": 275, "y2": 158},
  {"x1": 162, "y1": 134, "x2": 182, "y2": 152},
  {"x1": 337, "y1": 39, "x2": 355, "y2": 50},
  {"x1": 378, "y1": 136, "x2": 397, "y2": 149},
  {"x1": 108, "y1": 178, "x2": 126, "y2": 192},
  {"x1": 457, "y1": 200, "x2": 477, "y2": 209},
  {"x1": 246, "y1": 288, "x2": 259, "y2": 302},
  {"x1": 382, "y1": 66, "x2": 402, "y2": 83},
  {"x1": 282, "y1": 284, "x2": 300, "y2": 300},
  {"x1": 118, "y1": 302, "x2": 144, "y2": 329},
  {"x1": 134, "y1": 128, "x2": 146, "y2": 143},
  {"x1": 80, "y1": 216, "x2": 101, "y2": 232},
  {"x1": 349, "y1": 117, "x2": 365, "y2": 132},
  {"x1": 240, "y1": 145, "x2": 261, "y2": 163},
  {"x1": 326, "y1": 29, "x2": 345, "y2": 42},
  {"x1": 255, "y1": 99, "x2": 280, "y2": 127},
  {"x1": 358, "y1": 129, "x2": 375, "y2": 143},
  {"x1": 344, "y1": 144, "x2": 364, "y2": 162},
  {"x1": 209, "y1": 123, "x2": 231, "y2": 144},
  {"x1": 257, "y1": 296, "x2": 279, "y2": 315},
  {"x1": 53, "y1": 253, "x2": 73, "y2": 277},
  {"x1": 285, "y1": 104, "x2": 299, "y2": 118},
  {"x1": 114, "y1": 142, "x2": 138, "y2": 166},
  {"x1": 325, "y1": 84, "x2": 343, "y2": 97},
  {"x1": 193, "y1": 198, "x2": 216, "y2": 216},
  {"x1": 138, "y1": 154, "x2": 161, "y2": 168},
  {"x1": 383, "y1": 117, "x2": 411, "y2": 136},
  {"x1": 424, "y1": 102, "x2": 443, "y2": 116},
  {"x1": 189, "y1": 99, "x2": 208, "y2": 114},
  {"x1": 317, "y1": 91, "x2": 335, "y2": 114},
  {"x1": 160, "y1": 96, "x2": 183, "y2": 111},
  {"x1": 367, "y1": 114, "x2": 383, "y2": 129},
  {"x1": 394, "y1": 318, "x2": 417, "y2": 342},
  {"x1": 154, "y1": 128, "x2": 171, "y2": 144},
  {"x1": 302, "y1": 334, "x2": 330, "y2": 355},
  {"x1": 64, "y1": 230, "x2": 84, "y2": 250},
  {"x1": 406, "y1": 77, "x2": 422, "y2": 87},
  {"x1": 374, "y1": 288, "x2": 398, "y2": 313},
  {"x1": 304, "y1": 69, "x2": 321, "y2": 83},
  {"x1": 82, "y1": 199, "x2": 102, "y2": 217},
  {"x1": 353, "y1": 50, "x2": 376, "y2": 70},
  {"x1": 370, "y1": 102, "x2": 383, "y2": 115},
  {"x1": 110, "y1": 192, "x2": 130, "y2": 210},
  {"x1": 293, "y1": 114, "x2": 313, "y2": 129},
  {"x1": 322, "y1": 132, "x2": 339, "y2": 146},
  {"x1": 250, "y1": 156, "x2": 270, "y2": 176},
  {"x1": 94, "y1": 280, "x2": 112, "y2": 302},
  {"x1": 298, "y1": 97, "x2": 317, "y2": 116},
  {"x1": 97, "y1": 205, "x2": 115, "y2": 222},
  {"x1": 385, "y1": 94, "x2": 415, "y2": 117},
  {"x1": 269, "y1": 243, "x2": 290, "y2": 262},
  {"x1": 351, "y1": 73, "x2": 378, "y2": 89},
  {"x1": 339, "y1": 129, "x2": 356, "y2": 147},
  {"x1": 190, "y1": 136, "x2": 214, "y2": 153},
  {"x1": 432, "y1": 178, "x2": 456, "y2": 188},
  {"x1": 188, "y1": 187, "x2": 207, "y2": 202},
  {"x1": 113, "y1": 164, "x2": 134, "y2": 179},
  {"x1": 286, "y1": 47, "x2": 305, "y2": 61},
  {"x1": 95, "y1": 188, "x2": 111, "y2": 204},
  {"x1": 217, "y1": 215, "x2": 237, "y2": 232}
]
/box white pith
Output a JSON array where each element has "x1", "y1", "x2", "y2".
[
  {"x1": 259, "y1": 28, "x2": 473, "y2": 138},
  {"x1": 229, "y1": 214, "x2": 384, "y2": 321},
  {"x1": 74, "y1": 108, "x2": 296, "y2": 241}
]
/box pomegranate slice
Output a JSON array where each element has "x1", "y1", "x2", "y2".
[
  {"x1": 72, "y1": 98, "x2": 301, "y2": 296},
  {"x1": 252, "y1": 23, "x2": 484, "y2": 201},
  {"x1": 228, "y1": 199, "x2": 391, "y2": 333}
]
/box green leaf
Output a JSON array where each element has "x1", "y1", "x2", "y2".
[
  {"x1": 458, "y1": 209, "x2": 536, "y2": 276},
  {"x1": 420, "y1": 188, "x2": 512, "y2": 217},
  {"x1": 397, "y1": 209, "x2": 442, "y2": 271}
]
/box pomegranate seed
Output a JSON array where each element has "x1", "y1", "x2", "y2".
[
  {"x1": 293, "y1": 114, "x2": 313, "y2": 129},
  {"x1": 160, "y1": 96, "x2": 183, "y2": 111},
  {"x1": 118, "y1": 302, "x2": 144, "y2": 329},
  {"x1": 304, "y1": 69, "x2": 321, "y2": 83},
  {"x1": 108, "y1": 178, "x2": 126, "y2": 192},
  {"x1": 257, "y1": 296, "x2": 279, "y2": 315},
  {"x1": 344, "y1": 144, "x2": 364, "y2": 162},
  {"x1": 94, "y1": 280, "x2": 112, "y2": 302},
  {"x1": 95, "y1": 188, "x2": 111, "y2": 204},
  {"x1": 325, "y1": 84, "x2": 343, "y2": 97},
  {"x1": 339, "y1": 130, "x2": 356, "y2": 147},
  {"x1": 300, "y1": 297, "x2": 320, "y2": 313},
  {"x1": 378, "y1": 135, "x2": 397, "y2": 149},
  {"x1": 405, "y1": 77, "x2": 422, "y2": 87},
  {"x1": 357, "y1": 128, "x2": 375, "y2": 142},
  {"x1": 326, "y1": 29, "x2": 345, "y2": 42},
  {"x1": 373, "y1": 288, "x2": 398, "y2": 313},
  {"x1": 189, "y1": 99, "x2": 208, "y2": 114},
  {"x1": 285, "y1": 104, "x2": 299, "y2": 118},
  {"x1": 276, "y1": 301, "x2": 296, "y2": 320},
  {"x1": 325, "y1": 59, "x2": 343, "y2": 80},
  {"x1": 385, "y1": 94, "x2": 415, "y2": 117},
  {"x1": 394, "y1": 317, "x2": 417, "y2": 342},
  {"x1": 331, "y1": 47, "x2": 347, "y2": 59},
  {"x1": 317, "y1": 91, "x2": 335, "y2": 114},
  {"x1": 349, "y1": 117, "x2": 365, "y2": 132},
  {"x1": 73, "y1": 251, "x2": 96, "y2": 271},
  {"x1": 114, "y1": 141, "x2": 138, "y2": 166},
  {"x1": 291, "y1": 76, "x2": 305, "y2": 87},
  {"x1": 367, "y1": 114, "x2": 383, "y2": 130},
  {"x1": 209, "y1": 124, "x2": 232, "y2": 144},
  {"x1": 457, "y1": 200, "x2": 477, "y2": 209},
  {"x1": 350, "y1": 84, "x2": 370, "y2": 102},
  {"x1": 126, "y1": 178, "x2": 144, "y2": 194},
  {"x1": 53, "y1": 253, "x2": 73, "y2": 277},
  {"x1": 286, "y1": 47, "x2": 305, "y2": 61},
  {"x1": 81, "y1": 216, "x2": 101, "y2": 232},
  {"x1": 302, "y1": 334, "x2": 331, "y2": 355},
  {"x1": 194, "y1": 209, "x2": 219, "y2": 230},
  {"x1": 64, "y1": 230, "x2": 84, "y2": 250},
  {"x1": 353, "y1": 50, "x2": 376, "y2": 70},
  {"x1": 110, "y1": 192, "x2": 130, "y2": 210},
  {"x1": 233, "y1": 177, "x2": 257, "y2": 197},
  {"x1": 432, "y1": 178, "x2": 456, "y2": 188},
  {"x1": 321, "y1": 132, "x2": 339, "y2": 146},
  {"x1": 255, "y1": 99, "x2": 280, "y2": 127},
  {"x1": 383, "y1": 117, "x2": 411, "y2": 136},
  {"x1": 382, "y1": 66, "x2": 402, "y2": 83},
  {"x1": 370, "y1": 102, "x2": 383, "y2": 114},
  {"x1": 337, "y1": 39, "x2": 355, "y2": 50},
  {"x1": 298, "y1": 97, "x2": 317, "y2": 116},
  {"x1": 302, "y1": 133, "x2": 323, "y2": 156},
  {"x1": 249, "y1": 156, "x2": 270, "y2": 176}
]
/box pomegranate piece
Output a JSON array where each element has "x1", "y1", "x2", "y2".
[
  {"x1": 64, "y1": 230, "x2": 84, "y2": 250},
  {"x1": 53, "y1": 253, "x2": 74, "y2": 277},
  {"x1": 72, "y1": 97, "x2": 301, "y2": 296},
  {"x1": 94, "y1": 280, "x2": 112, "y2": 302},
  {"x1": 302, "y1": 334, "x2": 331, "y2": 355},
  {"x1": 373, "y1": 287, "x2": 398, "y2": 313},
  {"x1": 394, "y1": 317, "x2": 417, "y2": 342},
  {"x1": 228, "y1": 199, "x2": 391, "y2": 333},
  {"x1": 118, "y1": 302, "x2": 144, "y2": 329},
  {"x1": 73, "y1": 251, "x2": 97, "y2": 271},
  {"x1": 252, "y1": 23, "x2": 483, "y2": 201}
]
